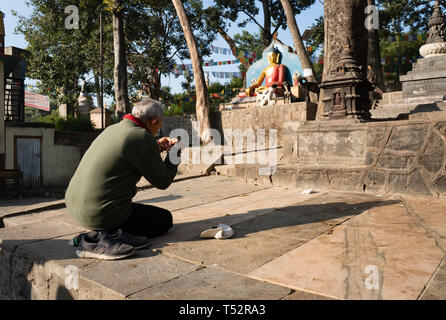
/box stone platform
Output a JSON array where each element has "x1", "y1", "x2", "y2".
[
  {"x1": 226, "y1": 119, "x2": 446, "y2": 197},
  {"x1": 0, "y1": 175, "x2": 445, "y2": 300}
]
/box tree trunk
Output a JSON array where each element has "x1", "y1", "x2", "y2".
[
  {"x1": 280, "y1": 0, "x2": 317, "y2": 83},
  {"x1": 172, "y1": 0, "x2": 212, "y2": 144},
  {"x1": 262, "y1": 0, "x2": 272, "y2": 48},
  {"x1": 367, "y1": 0, "x2": 384, "y2": 89},
  {"x1": 217, "y1": 27, "x2": 250, "y2": 70},
  {"x1": 112, "y1": 0, "x2": 130, "y2": 119},
  {"x1": 146, "y1": 69, "x2": 162, "y2": 100}
]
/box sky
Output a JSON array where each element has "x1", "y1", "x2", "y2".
[{"x1": 0, "y1": 0, "x2": 324, "y2": 105}]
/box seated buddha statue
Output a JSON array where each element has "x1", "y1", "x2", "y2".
[{"x1": 245, "y1": 48, "x2": 287, "y2": 97}]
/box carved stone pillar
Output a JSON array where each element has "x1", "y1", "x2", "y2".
[{"x1": 318, "y1": 0, "x2": 371, "y2": 121}]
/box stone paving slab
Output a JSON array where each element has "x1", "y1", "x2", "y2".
[
  {"x1": 3, "y1": 209, "x2": 67, "y2": 228},
  {"x1": 128, "y1": 267, "x2": 293, "y2": 300},
  {"x1": 146, "y1": 189, "x2": 325, "y2": 248},
  {"x1": 133, "y1": 175, "x2": 267, "y2": 212},
  {"x1": 0, "y1": 198, "x2": 64, "y2": 218},
  {"x1": 0, "y1": 224, "x2": 88, "y2": 300},
  {"x1": 421, "y1": 258, "x2": 446, "y2": 300},
  {"x1": 162, "y1": 235, "x2": 306, "y2": 275},
  {"x1": 159, "y1": 192, "x2": 392, "y2": 275},
  {"x1": 249, "y1": 195, "x2": 446, "y2": 300},
  {"x1": 0, "y1": 220, "x2": 86, "y2": 249},
  {"x1": 79, "y1": 252, "x2": 200, "y2": 297}
]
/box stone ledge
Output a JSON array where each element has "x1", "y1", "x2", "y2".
[{"x1": 228, "y1": 162, "x2": 446, "y2": 197}]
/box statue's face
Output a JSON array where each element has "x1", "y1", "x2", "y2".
[{"x1": 267, "y1": 51, "x2": 280, "y2": 64}]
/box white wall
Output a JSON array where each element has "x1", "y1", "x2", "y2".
[{"x1": 5, "y1": 126, "x2": 81, "y2": 187}]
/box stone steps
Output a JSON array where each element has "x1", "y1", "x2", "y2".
[{"x1": 371, "y1": 101, "x2": 446, "y2": 120}]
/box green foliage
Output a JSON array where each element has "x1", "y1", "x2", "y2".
[
  {"x1": 304, "y1": 1, "x2": 445, "y2": 84},
  {"x1": 233, "y1": 30, "x2": 264, "y2": 73},
  {"x1": 208, "y1": 77, "x2": 244, "y2": 109},
  {"x1": 376, "y1": 1, "x2": 446, "y2": 39},
  {"x1": 34, "y1": 110, "x2": 95, "y2": 132},
  {"x1": 207, "y1": 82, "x2": 225, "y2": 95},
  {"x1": 311, "y1": 61, "x2": 323, "y2": 82},
  {"x1": 233, "y1": 31, "x2": 264, "y2": 58},
  {"x1": 13, "y1": 0, "x2": 112, "y2": 115},
  {"x1": 165, "y1": 76, "x2": 244, "y2": 116},
  {"x1": 305, "y1": 16, "x2": 324, "y2": 55},
  {"x1": 14, "y1": 0, "x2": 215, "y2": 112},
  {"x1": 229, "y1": 77, "x2": 244, "y2": 89},
  {"x1": 165, "y1": 104, "x2": 183, "y2": 117},
  {"x1": 205, "y1": 0, "x2": 316, "y2": 48},
  {"x1": 125, "y1": 0, "x2": 216, "y2": 99},
  {"x1": 164, "y1": 100, "x2": 196, "y2": 117},
  {"x1": 24, "y1": 107, "x2": 49, "y2": 123},
  {"x1": 160, "y1": 86, "x2": 174, "y2": 105},
  {"x1": 306, "y1": 1, "x2": 444, "y2": 50},
  {"x1": 380, "y1": 37, "x2": 424, "y2": 82}
]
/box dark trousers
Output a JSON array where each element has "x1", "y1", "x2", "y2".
[{"x1": 110, "y1": 203, "x2": 173, "y2": 238}]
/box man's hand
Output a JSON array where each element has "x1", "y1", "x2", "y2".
[{"x1": 157, "y1": 137, "x2": 178, "y2": 152}]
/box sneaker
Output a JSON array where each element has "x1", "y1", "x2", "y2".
[
  {"x1": 111, "y1": 229, "x2": 150, "y2": 250},
  {"x1": 75, "y1": 232, "x2": 135, "y2": 260},
  {"x1": 69, "y1": 230, "x2": 149, "y2": 250},
  {"x1": 69, "y1": 231, "x2": 99, "y2": 247}
]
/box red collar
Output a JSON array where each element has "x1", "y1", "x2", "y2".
[{"x1": 123, "y1": 114, "x2": 148, "y2": 131}]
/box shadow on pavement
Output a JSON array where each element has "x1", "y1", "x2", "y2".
[
  {"x1": 0, "y1": 196, "x2": 400, "y2": 300},
  {"x1": 146, "y1": 198, "x2": 401, "y2": 250}
]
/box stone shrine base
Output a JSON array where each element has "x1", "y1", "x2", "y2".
[{"x1": 220, "y1": 118, "x2": 446, "y2": 197}]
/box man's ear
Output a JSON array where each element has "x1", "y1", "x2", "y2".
[{"x1": 151, "y1": 118, "x2": 159, "y2": 126}]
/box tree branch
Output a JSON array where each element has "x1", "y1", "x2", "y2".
[
  {"x1": 217, "y1": 27, "x2": 250, "y2": 69},
  {"x1": 241, "y1": 9, "x2": 264, "y2": 31}
]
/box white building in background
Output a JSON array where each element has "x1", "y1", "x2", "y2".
[{"x1": 0, "y1": 11, "x2": 89, "y2": 191}]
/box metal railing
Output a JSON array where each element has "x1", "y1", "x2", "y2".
[{"x1": 4, "y1": 76, "x2": 25, "y2": 121}]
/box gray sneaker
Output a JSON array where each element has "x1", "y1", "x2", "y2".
[
  {"x1": 76, "y1": 232, "x2": 135, "y2": 260},
  {"x1": 70, "y1": 230, "x2": 149, "y2": 250},
  {"x1": 112, "y1": 229, "x2": 150, "y2": 250},
  {"x1": 69, "y1": 231, "x2": 99, "y2": 247}
]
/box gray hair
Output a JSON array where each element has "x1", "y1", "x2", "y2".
[{"x1": 132, "y1": 98, "x2": 164, "y2": 121}]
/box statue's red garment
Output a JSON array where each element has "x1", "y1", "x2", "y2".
[{"x1": 265, "y1": 64, "x2": 285, "y2": 88}]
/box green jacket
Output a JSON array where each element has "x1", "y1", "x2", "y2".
[{"x1": 65, "y1": 118, "x2": 178, "y2": 230}]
